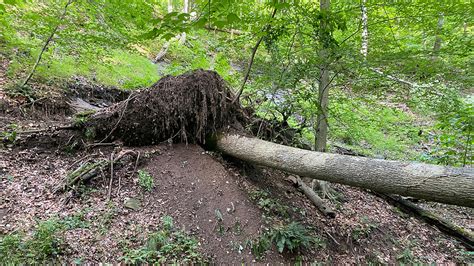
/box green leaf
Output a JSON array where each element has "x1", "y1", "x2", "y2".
[
  {"x1": 178, "y1": 13, "x2": 190, "y2": 21},
  {"x1": 226, "y1": 13, "x2": 240, "y2": 23},
  {"x1": 194, "y1": 17, "x2": 207, "y2": 28},
  {"x1": 4, "y1": 0, "x2": 17, "y2": 5},
  {"x1": 276, "y1": 238, "x2": 285, "y2": 253},
  {"x1": 162, "y1": 32, "x2": 175, "y2": 40},
  {"x1": 213, "y1": 20, "x2": 227, "y2": 28}
]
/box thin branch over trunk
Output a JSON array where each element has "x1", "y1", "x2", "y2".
[
  {"x1": 22, "y1": 0, "x2": 74, "y2": 87},
  {"x1": 233, "y1": 7, "x2": 278, "y2": 103}
]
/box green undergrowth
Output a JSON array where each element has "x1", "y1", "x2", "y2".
[
  {"x1": 327, "y1": 90, "x2": 423, "y2": 160},
  {"x1": 0, "y1": 219, "x2": 65, "y2": 264},
  {"x1": 6, "y1": 42, "x2": 160, "y2": 89},
  {"x1": 120, "y1": 216, "x2": 205, "y2": 264},
  {"x1": 247, "y1": 222, "x2": 325, "y2": 259}
]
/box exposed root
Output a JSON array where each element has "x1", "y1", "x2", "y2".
[{"x1": 84, "y1": 70, "x2": 246, "y2": 146}]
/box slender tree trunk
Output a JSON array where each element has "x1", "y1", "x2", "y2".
[
  {"x1": 360, "y1": 0, "x2": 368, "y2": 59},
  {"x1": 167, "y1": 0, "x2": 173, "y2": 13},
  {"x1": 432, "y1": 12, "x2": 444, "y2": 57},
  {"x1": 22, "y1": 0, "x2": 74, "y2": 87},
  {"x1": 215, "y1": 134, "x2": 474, "y2": 208},
  {"x1": 179, "y1": 0, "x2": 189, "y2": 44},
  {"x1": 233, "y1": 7, "x2": 278, "y2": 103},
  {"x1": 315, "y1": 0, "x2": 330, "y2": 152},
  {"x1": 315, "y1": 0, "x2": 332, "y2": 197},
  {"x1": 155, "y1": 0, "x2": 174, "y2": 62}
]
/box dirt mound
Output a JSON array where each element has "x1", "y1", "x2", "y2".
[
  {"x1": 139, "y1": 144, "x2": 287, "y2": 263},
  {"x1": 86, "y1": 70, "x2": 245, "y2": 146}
]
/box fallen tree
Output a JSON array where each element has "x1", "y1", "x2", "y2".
[
  {"x1": 214, "y1": 134, "x2": 474, "y2": 207},
  {"x1": 62, "y1": 70, "x2": 473, "y2": 208}
]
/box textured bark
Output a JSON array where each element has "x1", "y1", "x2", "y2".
[{"x1": 215, "y1": 134, "x2": 474, "y2": 207}]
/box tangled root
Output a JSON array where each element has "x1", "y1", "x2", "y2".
[{"x1": 85, "y1": 70, "x2": 244, "y2": 146}]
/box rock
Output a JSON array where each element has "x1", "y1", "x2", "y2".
[{"x1": 124, "y1": 198, "x2": 141, "y2": 211}]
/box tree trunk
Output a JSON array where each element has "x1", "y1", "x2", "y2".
[
  {"x1": 179, "y1": 0, "x2": 189, "y2": 44},
  {"x1": 315, "y1": 0, "x2": 330, "y2": 152},
  {"x1": 215, "y1": 134, "x2": 474, "y2": 208},
  {"x1": 360, "y1": 0, "x2": 368, "y2": 59},
  {"x1": 315, "y1": 0, "x2": 332, "y2": 196},
  {"x1": 167, "y1": 0, "x2": 173, "y2": 13},
  {"x1": 432, "y1": 12, "x2": 444, "y2": 57}
]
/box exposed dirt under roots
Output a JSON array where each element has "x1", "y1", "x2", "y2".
[{"x1": 86, "y1": 70, "x2": 245, "y2": 146}]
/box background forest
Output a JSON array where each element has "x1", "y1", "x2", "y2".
[{"x1": 1, "y1": 0, "x2": 472, "y2": 166}]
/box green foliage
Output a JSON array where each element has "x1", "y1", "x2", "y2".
[
  {"x1": 249, "y1": 190, "x2": 289, "y2": 217},
  {"x1": 5, "y1": 82, "x2": 35, "y2": 100},
  {"x1": 61, "y1": 210, "x2": 90, "y2": 230},
  {"x1": 329, "y1": 92, "x2": 421, "y2": 160},
  {"x1": 2, "y1": 0, "x2": 472, "y2": 168},
  {"x1": 0, "y1": 218, "x2": 65, "y2": 264},
  {"x1": 73, "y1": 110, "x2": 95, "y2": 126},
  {"x1": 137, "y1": 169, "x2": 155, "y2": 191},
  {"x1": 271, "y1": 222, "x2": 322, "y2": 253},
  {"x1": 427, "y1": 99, "x2": 473, "y2": 166},
  {"x1": 1, "y1": 123, "x2": 19, "y2": 145},
  {"x1": 247, "y1": 222, "x2": 325, "y2": 259},
  {"x1": 246, "y1": 233, "x2": 272, "y2": 259},
  {"x1": 121, "y1": 216, "x2": 205, "y2": 264},
  {"x1": 397, "y1": 248, "x2": 417, "y2": 264}
]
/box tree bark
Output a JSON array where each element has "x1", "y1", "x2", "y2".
[
  {"x1": 315, "y1": 0, "x2": 330, "y2": 152},
  {"x1": 360, "y1": 0, "x2": 368, "y2": 59},
  {"x1": 288, "y1": 176, "x2": 336, "y2": 218},
  {"x1": 215, "y1": 134, "x2": 474, "y2": 208},
  {"x1": 315, "y1": 0, "x2": 332, "y2": 196}
]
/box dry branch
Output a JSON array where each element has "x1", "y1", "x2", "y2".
[
  {"x1": 376, "y1": 193, "x2": 474, "y2": 250},
  {"x1": 288, "y1": 176, "x2": 336, "y2": 218},
  {"x1": 55, "y1": 149, "x2": 137, "y2": 193}
]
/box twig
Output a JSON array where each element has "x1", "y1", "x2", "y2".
[
  {"x1": 18, "y1": 125, "x2": 76, "y2": 134},
  {"x1": 325, "y1": 230, "x2": 340, "y2": 245},
  {"x1": 22, "y1": 0, "x2": 74, "y2": 86},
  {"x1": 132, "y1": 151, "x2": 141, "y2": 178},
  {"x1": 99, "y1": 93, "x2": 137, "y2": 144},
  {"x1": 232, "y1": 7, "x2": 278, "y2": 103},
  {"x1": 67, "y1": 154, "x2": 94, "y2": 171},
  {"x1": 86, "y1": 142, "x2": 119, "y2": 148},
  {"x1": 107, "y1": 151, "x2": 115, "y2": 201}
]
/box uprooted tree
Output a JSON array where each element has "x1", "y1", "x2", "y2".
[{"x1": 75, "y1": 70, "x2": 473, "y2": 208}]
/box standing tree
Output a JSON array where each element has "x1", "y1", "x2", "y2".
[{"x1": 360, "y1": 0, "x2": 368, "y2": 59}]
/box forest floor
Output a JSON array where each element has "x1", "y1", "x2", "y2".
[{"x1": 0, "y1": 70, "x2": 473, "y2": 263}]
